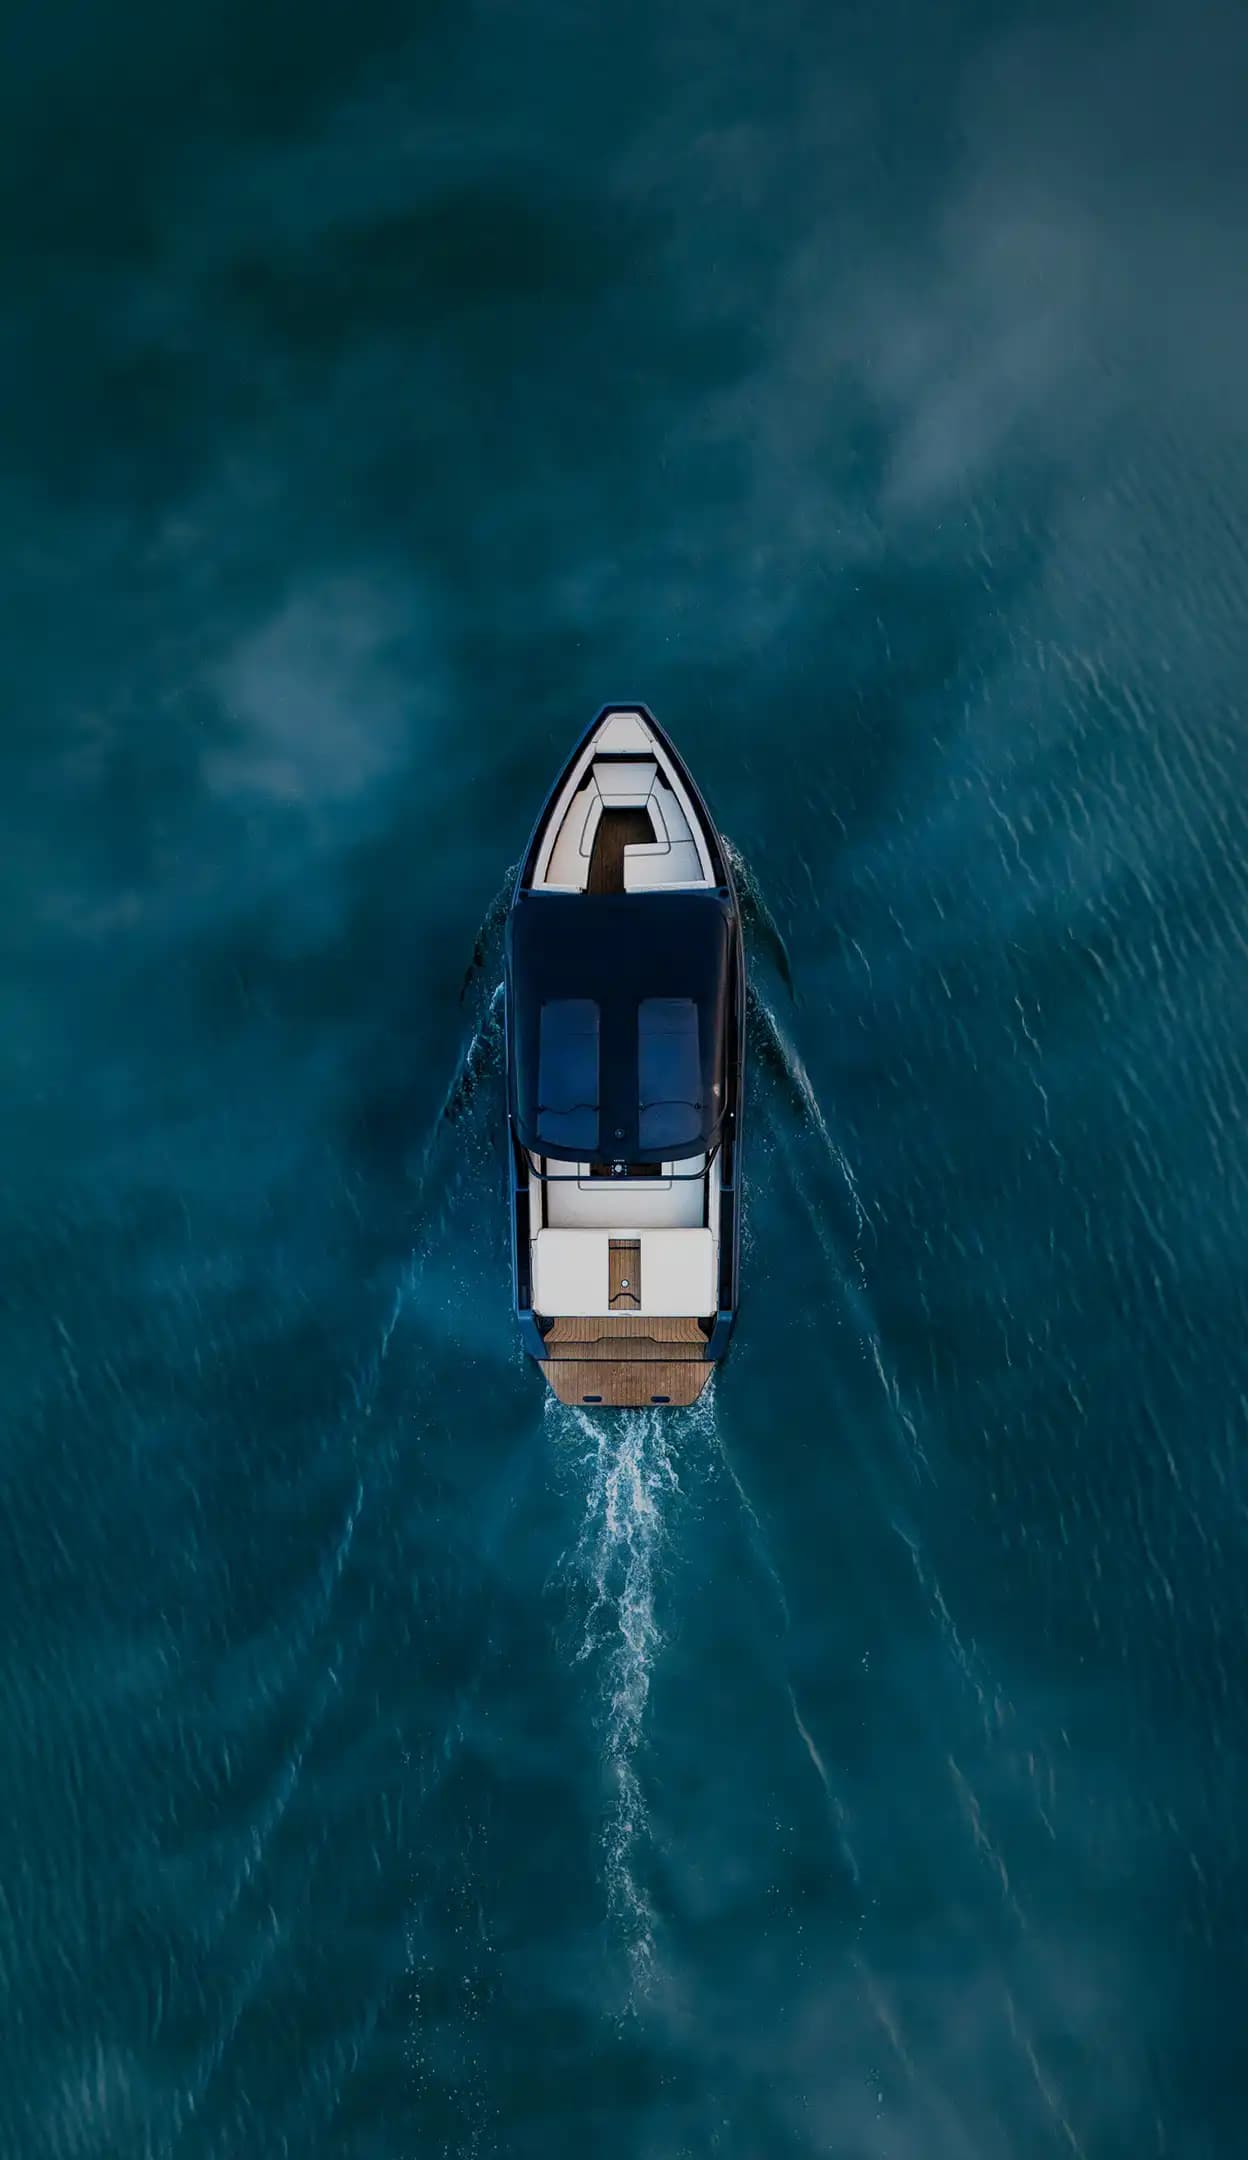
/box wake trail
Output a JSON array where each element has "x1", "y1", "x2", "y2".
[
  {"x1": 752, "y1": 968, "x2": 1059, "y2": 1902},
  {"x1": 353, "y1": 866, "x2": 514, "y2": 1409},
  {"x1": 340, "y1": 978, "x2": 504, "y2": 1438},
  {"x1": 741, "y1": 886, "x2": 1045, "y2": 1886},
  {"x1": 748, "y1": 981, "x2": 870, "y2": 1290},
  {"x1": 715, "y1": 1427, "x2": 791, "y2": 1630},
  {"x1": 749, "y1": 981, "x2": 928, "y2": 1477},
  {"x1": 723, "y1": 834, "x2": 797, "y2": 1000},
  {"x1": 713, "y1": 1402, "x2": 865, "y2": 1889},
  {"x1": 548, "y1": 1397, "x2": 704, "y2": 2001}
]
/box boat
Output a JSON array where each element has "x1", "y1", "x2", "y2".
[{"x1": 504, "y1": 705, "x2": 744, "y2": 1407}]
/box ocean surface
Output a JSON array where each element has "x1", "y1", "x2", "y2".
[{"x1": 4, "y1": 2, "x2": 1248, "y2": 2154}]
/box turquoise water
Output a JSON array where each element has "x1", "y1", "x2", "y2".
[{"x1": 4, "y1": 2, "x2": 1248, "y2": 2153}]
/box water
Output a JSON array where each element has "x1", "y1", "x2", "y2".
[{"x1": 3, "y1": 1, "x2": 1248, "y2": 2153}]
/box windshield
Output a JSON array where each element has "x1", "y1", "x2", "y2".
[{"x1": 507, "y1": 891, "x2": 733, "y2": 1162}]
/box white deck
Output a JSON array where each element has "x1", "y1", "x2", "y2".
[
  {"x1": 532, "y1": 708, "x2": 714, "y2": 892},
  {"x1": 531, "y1": 1227, "x2": 717, "y2": 1319},
  {"x1": 542, "y1": 1157, "x2": 707, "y2": 1230},
  {"x1": 529, "y1": 1151, "x2": 721, "y2": 1320}
]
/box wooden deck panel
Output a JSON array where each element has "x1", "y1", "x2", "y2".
[
  {"x1": 608, "y1": 1239, "x2": 641, "y2": 1309},
  {"x1": 540, "y1": 1311, "x2": 712, "y2": 1405},
  {"x1": 586, "y1": 808, "x2": 655, "y2": 896},
  {"x1": 543, "y1": 1335, "x2": 701, "y2": 1363},
  {"x1": 544, "y1": 1315, "x2": 705, "y2": 1347},
  {"x1": 541, "y1": 1357, "x2": 714, "y2": 1407}
]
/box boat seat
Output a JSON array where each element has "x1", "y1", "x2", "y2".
[
  {"x1": 532, "y1": 1230, "x2": 610, "y2": 1315},
  {"x1": 593, "y1": 711, "x2": 655, "y2": 754},
  {"x1": 623, "y1": 838, "x2": 706, "y2": 889},
  {"x1": 620, "y1": 778, "x2": 706, "y2": 888},
  {"x1": 543, "y1": 787, "x2": 602, "y2": 889},
  {"x1": 592, "y1": 758, "x2": 656, "y2": 808},
  {"x1": 652, "y1": 783, "x2": 694, "y2": 848},
  {"x1": 640, "y1": 1228, "x2": 717, "y2": 1314},
  {"x1": 531, "y1": 1227, "x2": 716, "y2": 1318}
]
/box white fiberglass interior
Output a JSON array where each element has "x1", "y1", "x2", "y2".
[
  {"x1": 530, "y1": 1226, "x2": 716, "y2": 1319},
  {"x1": 531, "y1": 708, "x2": 715, "y2": 892},
  {"x1": 527, "y1": 1151, "x2": 721, "y2": 1320}
]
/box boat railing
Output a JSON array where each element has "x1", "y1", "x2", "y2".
[{"x1": 523, "y1": 1141, "x2": 720, "y2": 1183}]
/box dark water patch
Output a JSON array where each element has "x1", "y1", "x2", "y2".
[{"x1": 6, "y1": 0, "x2": 1248, "y2": 2153}]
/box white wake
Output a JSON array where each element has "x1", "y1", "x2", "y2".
[{"x1": 549, "y1": 1397, "x2": 713, "y2": 1997}]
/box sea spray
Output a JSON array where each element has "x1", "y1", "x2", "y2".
[
  {"x1": 458, "y1": 865, "x2": 518, "y2": 1004},
  {"x1": 723, "y1": 834, "x2": 797, "y2": 1000},
  {"x1": 437, "y1": 978, "x2": 506, "y2": 1136}
]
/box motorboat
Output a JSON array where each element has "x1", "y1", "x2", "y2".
[{"x1": 504, "y1": 705, "x2": 744, "y2": 1406}]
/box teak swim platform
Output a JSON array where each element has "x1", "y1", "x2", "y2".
[{"x1": 504, "y1": 706, "x2": 745, "y2": 1407}]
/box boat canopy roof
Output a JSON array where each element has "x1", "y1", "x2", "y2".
[{"x1": 506, "y1": 890, "x2": 734, "y2": 1162}]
